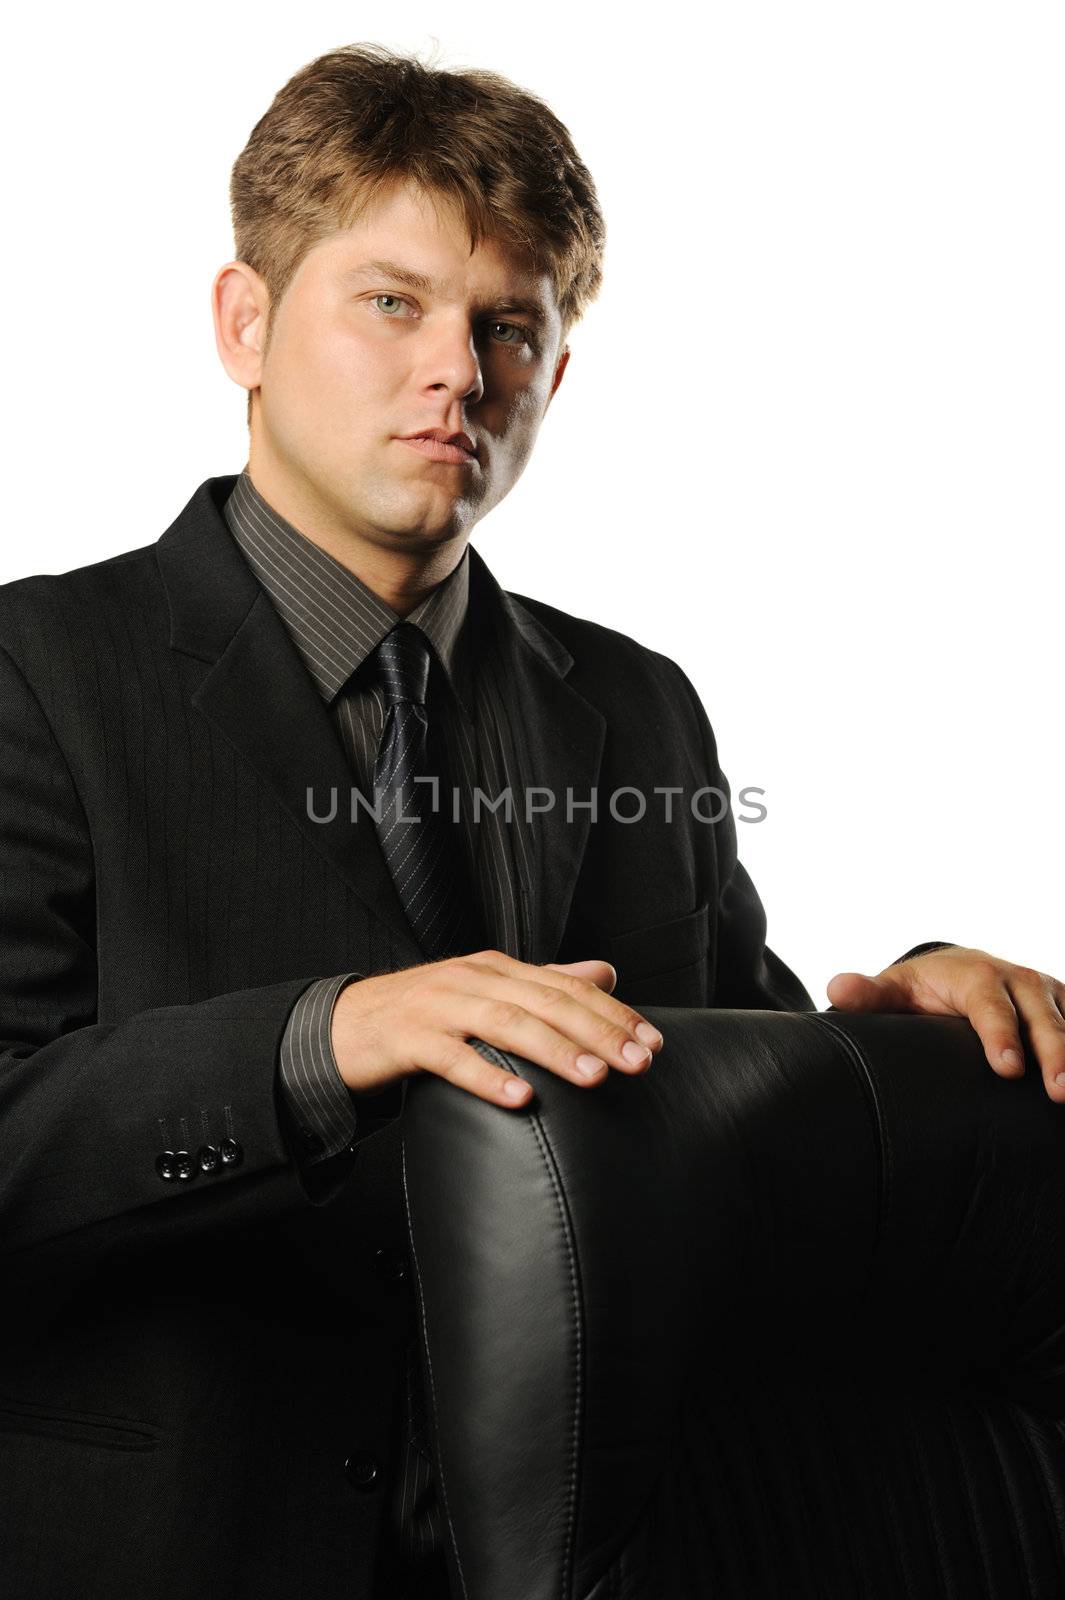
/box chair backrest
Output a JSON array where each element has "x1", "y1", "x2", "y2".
[{"x1": 402, "y1": 1008, "x2": 1065, "y2": 1600}]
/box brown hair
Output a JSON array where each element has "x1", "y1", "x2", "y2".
[{"x1": 229, "y1": 42, "x2": 607, "y2": 425}]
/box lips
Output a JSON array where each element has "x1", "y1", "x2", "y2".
[{"x1": 398, "y1": 437, "x2": 477, "y2": 465}]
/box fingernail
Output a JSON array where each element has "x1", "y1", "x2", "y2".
[
  {"x1": 622, "y1": 1040, "x2": 652, "y2": 1067},
  {"x1": 1056, "y1": 1073, "x2": 1065, "y2": 1089},
  {"x1": 1002, "y1": 1049, "x2": 1023, "y2": 1070},
  {"x1": 576, "y1": 1054, "x2": 606, "y2": 1078},
  {"x1": 635, "y1": 1022, "x2": 663, "y2": 1048},
  {"x1": 503, "y1": 1078, "x2": 529, "y2": 1100}
]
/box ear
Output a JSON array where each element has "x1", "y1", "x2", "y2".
[
  {"x1": 212, "y1": 260, "x2": 271, "y2": 396},
  {"x1": 544, "y1": 343, "x2": 571, "y2": 410}
]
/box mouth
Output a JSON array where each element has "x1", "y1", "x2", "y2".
[{"x1": 395, "y1": 436, "x2": 478, "y2": 466}]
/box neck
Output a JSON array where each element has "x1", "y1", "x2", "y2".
[{"x1": 242, "y1": 452, "x2": 467, "y2": 616}]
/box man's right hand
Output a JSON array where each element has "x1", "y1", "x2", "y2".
[{"x1": 330, "y1": 949, "x2": 664, "y2": 1108}]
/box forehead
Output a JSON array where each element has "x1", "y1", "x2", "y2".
[{"x1": 320, "y1": 180, "x2": 558, "y2": 311}]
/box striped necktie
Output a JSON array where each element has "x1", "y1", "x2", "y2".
[
  {"x1": 370, "y1": 622, "x2": 482, "y2": 961},
  {"x1": 371, "y1": 623, "x2": 479, "y2": 1570}
]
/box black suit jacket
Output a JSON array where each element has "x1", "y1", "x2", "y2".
[{"x1": 0, "y1": 474, "x2": 925, "y2": 1598}]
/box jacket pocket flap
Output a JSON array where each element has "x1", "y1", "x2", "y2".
[
  {"x1": 0, "y1": 1397, "x2": 161, "y2": 1451},
  {"x1": 607, "y1": 902, "x2": 710, "y2": 982}
]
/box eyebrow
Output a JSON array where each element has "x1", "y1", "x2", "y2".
[{"x1": 343, "y1": 258, "x2": 550, "y2": 324}]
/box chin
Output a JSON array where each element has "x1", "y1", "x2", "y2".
[
  {"x1": 383, "y1": 498, "x2": 475, "y2": 544},
  {"x1": 365, "y1": 513, "x2": 460, "y2": 548}
]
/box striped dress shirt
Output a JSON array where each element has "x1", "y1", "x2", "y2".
[{"x1": 221, "y1": 465, "x2": 536, "y2": 1581}]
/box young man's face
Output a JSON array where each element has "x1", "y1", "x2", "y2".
[{"x1": 237, "y1": 177, "x2": 569, "y2": 555}]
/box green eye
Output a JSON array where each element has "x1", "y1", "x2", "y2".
[{"x1": 368, "y1": 296, "x2": 533, "y2": 350}]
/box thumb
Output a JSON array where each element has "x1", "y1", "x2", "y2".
[
  {"x1": 544, "y1": 958, "x2": 617, "y2": 993},
  {"x1": 825, "y1": 969, "x2": 914, "y2": 1011}
]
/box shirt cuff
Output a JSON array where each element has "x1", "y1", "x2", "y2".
[{"x1": 278, "y1": 972, "x2": 362, "y2": 1163}]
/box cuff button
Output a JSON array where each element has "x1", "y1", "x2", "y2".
[
  {"x1": 344, "y1": 1451, "x2": 380, "y2": 1491},
  {"x1": 197, "y1": 1144, "x2": 221, "y2": 1174},
  {"x1": 373, "y1": 1247, "x2": 409, "y2": 1284},
  {"x1": 219, "y1": 1137, "x2": 244, "y2": 1168}
]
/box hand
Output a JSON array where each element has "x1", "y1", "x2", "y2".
[
  {"x1": 330, "y1": 949, "x2": 664, "y2": 1109},
  {"x1": 826, "y1": 946, "x2": 1065, "y2": 1101}
]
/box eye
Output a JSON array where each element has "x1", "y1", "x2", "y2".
[
  {"x1": 367, "y1": 295, "x2": 535, "y2": 351},
  {"x1": 487, "y1": 320, "x2": 540, "y2": 355}
]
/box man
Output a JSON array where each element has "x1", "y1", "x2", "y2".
[{"x1": 0, "y1": 41, "x2": 1061, "y2": 1600}]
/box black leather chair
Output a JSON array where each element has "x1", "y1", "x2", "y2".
[{"x1": 401, "y1": 1008, "x2": 1065, "y2": 1600}]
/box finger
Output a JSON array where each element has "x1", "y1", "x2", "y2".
[
  {"x1": 414, "y1": 1028, "x2": 534, "y2": 1109},
  {"x1": 466, "y1": 989, "x2": 658, "y2": 1084},
  {"x1": 964, "y1": 985, "x2": 1028, "y2": 1078},
  {"x1": 825, "y1": 971, "x2": 919, "y2": 1011},
  {"x1": 525, "y1": 965, "x2": 661, "y2": 1051},
  {"x1": 457, "y1": 949, "x2": 662, "y2": 1051},
  {"x1": 1005, "y1": 971, "x2": 1065, "y2": 1099},
  {"x1": 544, "y1": 958, "x2": 617, "y2": 993},
  {"x1": 450, "y1": 968, "x2": 660, "y2": 1076}
]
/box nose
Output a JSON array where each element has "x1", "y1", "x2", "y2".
[{"x1": 421, "y1": 318, "x2": 485, "y2": 407}]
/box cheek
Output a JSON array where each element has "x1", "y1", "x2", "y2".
[
  {"x1": 494, "y1": 386, "x2": 545, "y2": 463},
  {"x1": 300, "y1": 336, "x2": 376, "y2": 409},
  {"x1": 273, "y1": 348, "x2": 401, "y2": 471}
]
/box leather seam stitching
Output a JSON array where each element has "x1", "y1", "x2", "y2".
[
  {"x1": 472, "y1": 1037, "x2": 585, "y2": 1600},
  {"x1": 807, "y1": 1014, "x2": 891, "y2": 1256}
]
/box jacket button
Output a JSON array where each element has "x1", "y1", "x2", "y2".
[
  {"x1": 374, "y1": 1246, "x2": 409, "y2": 1284},
  {"x1": 174, "y1": 1149, "x2": 196, "y2": 1182},
  {"x1": 197, "y1": 1144, "x2": 221, "y2": 1174},
  {"x1": 155, "y1": 1150, "x2": 178, "y2": 1182},
  {"x1": 344, "y1": 1451, "x2": 380, "y2": 1491},
  {"x1": 219, "y1": 1137, "x2": 243, "y2": 1168}
]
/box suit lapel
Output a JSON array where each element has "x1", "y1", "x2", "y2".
[
  {"x1": 156, "y1": 476, "x2": 606, "y2": 970},
  {"x1": 466, "y1": 547, "x2": 606, "y2": 966},
  {"x1": 155, "y1": 475, "x2": 425, "y2": 962}
]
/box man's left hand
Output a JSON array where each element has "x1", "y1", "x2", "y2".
[{"x1": 826, "y1": 947, "x2": 1065, "y2": 1101}]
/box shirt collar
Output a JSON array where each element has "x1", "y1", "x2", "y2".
[{"x1": 221, "y1": 467, "x2": 473, "y2": 718}]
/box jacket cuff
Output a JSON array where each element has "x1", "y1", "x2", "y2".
[{"x1": 891, "y1": 941, "x2": 958, "y2": 964}]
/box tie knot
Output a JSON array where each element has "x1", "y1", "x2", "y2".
[{"x1": 372, "y1": 623, "x2": 431, "y2": 707}]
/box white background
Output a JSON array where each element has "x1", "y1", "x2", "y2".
[{"x1": 3, "y1": 4, "x2": 1061, "y2": 1003}]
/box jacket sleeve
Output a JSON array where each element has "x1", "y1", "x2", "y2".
[
  {"x1": 0, "y1": 641, "x2": 360, "y2": 1275},
  {"x1": 889, "y1": 941, "x2": 958, "y2": 964}
]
